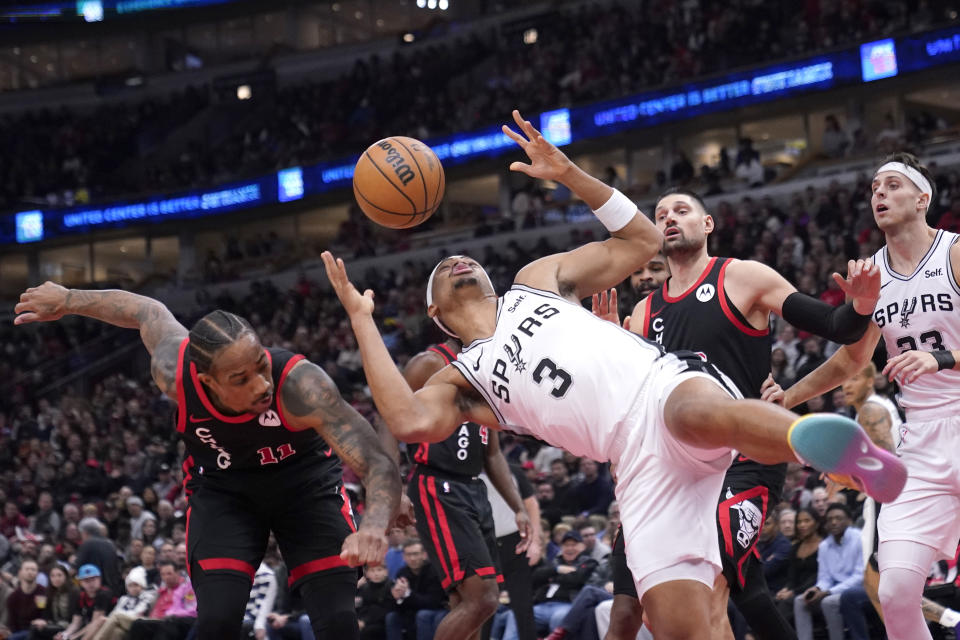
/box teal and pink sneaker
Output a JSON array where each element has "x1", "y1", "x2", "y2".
[{"x1": 788, "y1": 413, "x2": 907, "y2": 504}]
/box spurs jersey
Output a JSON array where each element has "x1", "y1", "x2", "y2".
[
  {"x1": 451, "y1": 284, "x2": 665, "y2": 462},
  {"x1": 411, "y1": 343, "x2": 490, "y2": 477},
  {"x1": 872, "y1": 230, "x2": 960, "y2": 421}
]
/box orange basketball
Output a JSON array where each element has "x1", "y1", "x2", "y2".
[{"x1": 352, "y1": 136, "x2": 445, "y2": 229}]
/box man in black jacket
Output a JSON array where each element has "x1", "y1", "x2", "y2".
[
  {"x1": 501, "y1": 531, "x2": 597, "y2": 640},
  {"x1": 384, "y1": 539, "x2": 447, "y2": 640},
  {"x1": 76, "y1": 517, "x2": 122, "y2": 596}
]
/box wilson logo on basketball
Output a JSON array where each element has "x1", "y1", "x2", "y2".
[{"x1": 375, "y1": 140, "x2": 416, "y2": 186}]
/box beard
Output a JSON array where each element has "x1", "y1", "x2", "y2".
[{"x1": 662, "y1": 231, "x2": 705, "y2": 258}]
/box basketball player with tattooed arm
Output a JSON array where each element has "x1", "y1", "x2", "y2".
[
  {"x1": 778, "y1": 152, "x2": 960, "y2": 640},
  {"x1": 378, "y1": 338, "x2": 534, "y2": 640},
  {"x1": 321, "y1": 110, "x2": 906, "y2": 639},
  {"x1": 13, "y1": 286, "x2": 404, "y2": 639}
]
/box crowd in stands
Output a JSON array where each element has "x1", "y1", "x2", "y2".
[
  {"x1": 4, "y1": 150, "x2": 960, "y2": 639},
  {"x1": 3, "y1": 0, "x2": 959, "y2": 212}
]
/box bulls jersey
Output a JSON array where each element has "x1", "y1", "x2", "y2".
[
  {"x1": 636, "y1": 256, "x2": 785, "y2": 490},
  {"x1": 174, "y1": 338, "x2": 340, "y2": 489},
  {"x1": 872, "y1": 230, "x2": 960, "y2": 421},
  {"x1": 452, "y1": 284, "x2": 665, "y2": 463},
  {"x1": 412, "y1": 343, "x2": 491, "y2": 477}
]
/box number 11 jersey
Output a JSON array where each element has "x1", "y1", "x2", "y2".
[{"x1": 872, "y1": 229, "x2": 960, "y2": 421}]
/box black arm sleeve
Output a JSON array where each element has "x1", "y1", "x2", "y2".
[{"x1": 781, "y1": 292, "x2": 873, "y2": 345}]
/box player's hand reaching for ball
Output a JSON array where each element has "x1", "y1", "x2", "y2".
[
  {"x1": 340, "y1": 528, "x2": 389, "y2": 567},
  {"x1": 322, "y1": 251, "x2": 375, "y2": 319},
  {"x1": 832, "y1": 258, "x2": 880, "y2": 314},
  {"x1": 14, "y1": 281, "x2": 70, "y2": 325},
  {"x1": 502, "y1": 110, "x2": 573, "y2": 182}
]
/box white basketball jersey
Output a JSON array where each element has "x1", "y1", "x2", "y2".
[
  {"x1": 872, "y1": 230, "x2": 960, "y2": 421},
  {"x1": 451, "y1": 284, "x2": 664, "y2": 462}
]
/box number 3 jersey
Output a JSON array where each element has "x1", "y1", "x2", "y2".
[
  {"x1": 451, "y1": 284, "x2": 665, "y2": 462},
  {"x1": 173, "y1": 338, "x2": 340, "y2": 491},
  {"x1": 872, "y1": 229, "x2": 960, "y2": 420}
]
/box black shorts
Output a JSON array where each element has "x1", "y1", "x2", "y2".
[
  {"x1": 610, "y1": 526, "x2": 637, "y2": 598},
  {"x1": 186, "y1": 468, "x2": 356, "y2": 590},
  {"x1": 409, "y1": 468, "x2": 500, "y2": 591},
  {"x1": 717, "y1": 470, "x2": 777, "y2": 590}
]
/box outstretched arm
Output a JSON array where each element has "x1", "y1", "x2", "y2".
[
  {"x1": 15, "y1": 282, "x2": 187, "y2": 396},
  {"x1": 321, "y1": 252, "x2": 499, "y2": 443},
  {"x1": 279, "y1": 360, "x2": 401, "y2": 566},
  {"x1": 501, "y1": 111, "x2": 662, "y2": 302},
  {"x1": 784, "y1": 324, "x2": 881, "y2": 409}
]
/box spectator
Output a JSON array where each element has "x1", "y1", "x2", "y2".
[
  {"x1": 570, "y1": 460, "x2": 614, "y2": 517},
  {"x1": 822, "y1": 115, "x2": 850, "y2": 158},
  {"x1": 776, "y1": 508, "x2": 822, "y2": 625},
  {"x1": 756, "y1": 511, "x2": 792, "y2": 593},
  {"x1": 576, "y1": 524, "x2": 611, "y2": 563},
  {"x1": 794, "y1": 503, "x2": 862, "y2": 640},
  {"x1": 92, "y1": 566, "x2": 156, "y2": 640},
  {"x1": 599, "y1": 503, "x2": 619, "y2": 547},
  {"x1": 358, "y1": 564, "x2": 393, "y2": 640},
  {"x1": 384, "y1": 528, "x2": 406, "y2": 581},
  {"x1": 27, "y1": 564, "x2": 80, "y2": 640},
  {"x1": 76, "y1": 518, "x2": 122, "y2": 597},
  {"x1": 548, "y1": 460, "x2": 578, "y2": 516},
  {"x1": 936, "y1": 195, "x2": 960, "y2": 233},
  {"x1": 735, "y1": 155, "x2": 765, "y2": 187},
  {"x1": 29, "y1": 493, "x2": 60, "y2": 541},
  {"x1": 778, "y1": 508, "x2": 797, "y2": 541},
  {"x1": 5, "y1": 559, "x2": 44, "y2": 639},
  {"x1": 384, "y1": 540, "x2": 446, "y2": 640},
  {"x1": 1, "y1": 502, "x2": 29, "y2": 541},
  {"x1": 508, "y1": 530, "x2": 597, "y2": 640},
  {"x1": 810, "y1": 487, "x2": 830, "y2": 519},
  {"x1": 126, "y1": 498, "x2": 154, "y2": 542},
  {"x1": 536, "y1": 483, "x2": 564, "y2": 528},
  {"x1": 139, "y1": 545, "x2": 159, "y2": 587},
  {"x1": 127, "y1": 560, "x2": 197, "y2": 640},
  {"x1": 59, "y1": 564, "x2": 115, "y2": 640}
]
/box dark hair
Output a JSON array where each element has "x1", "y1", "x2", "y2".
[
  {"x1": 157, "y1": 559, "x2": 177, "y2": 571},
  {"x1": 655, "y1": 187, "x2": 709, "y2": 214},
  {"x1": 402, "y1": 538, "x2": 423, "y2": 551},
  {"x1": 795, "y1": 506, "x2": 822, "y2": 529},
  {"x1": 188, "y1": 310, "x2": 255, "y2": 373},
  {"x1": 881, "y1": 151, "x2": 937, "y2": 209},
  {"x1": 824, "y1": 502, "x2": 852, "y2": 519}
]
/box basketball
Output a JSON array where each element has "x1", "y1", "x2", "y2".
[{"x1": 352, "y1": 136, "x2": 445, "y2": 229}]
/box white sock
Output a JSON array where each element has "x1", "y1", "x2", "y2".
[{"x1": 940, "y1": 608, "x2": 960, "y2": 628}]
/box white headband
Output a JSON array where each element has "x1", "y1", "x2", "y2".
[
  {"x1": 875, "y1": 162, "x2": 932, "y2": 198},
  {"x1": 425, "y1": 255, "x2": 495, "y2": 338}
]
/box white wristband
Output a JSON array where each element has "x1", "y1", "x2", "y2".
[{"x1": 593, "y1": 188, "x2": 637, "y2": 232}]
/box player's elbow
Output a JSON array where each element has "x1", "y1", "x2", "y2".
[{"x1": 392, "y1": 415, "x2": 448, "y2": 444}]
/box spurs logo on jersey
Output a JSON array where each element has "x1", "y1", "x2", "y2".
[
  {"x1": 873, "y1": 230, "x2": 960, "y2": 418},
  {"x1": 727, "y1": 487, "x2": 763, "y2": 549},
  {"x1": 452, "y1": 285, "x2": 665, "y2": 462}
]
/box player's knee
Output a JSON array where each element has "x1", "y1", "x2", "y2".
[
  {"x1": 461, "y1": 578, "x2": 499, "y2": 621},
  {"x1": 877, "y1": 570, "x2": 910, "y2": 614},
  {"x1": 320, "y1": 608, "x2": 360, "y2": 635}
]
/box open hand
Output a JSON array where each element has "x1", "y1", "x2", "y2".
[
  {"x1": 501, "y1": 110, "x2": 573, "y2": 181},
  {"x1": 340, "y1": 528, "x2": 389, "y2": 567},
  {"x1": 322, "y1": 251, "x2": 375, "y2": 318},
  {"x1": 831, "y1": 259, "x2": 880, "y2": 314},
  {"x1": 14, "y1": 281, "x2": 69, "y2": 325},
  {"x1": 591, "y1": 288, "x2": 622, "y2": 326}
]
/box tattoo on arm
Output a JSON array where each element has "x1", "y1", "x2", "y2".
[
  {"x1": 65, "y1": 289, "x2": 187, "y2": 354},
  {"x1": 283, "y1": 362, "x2": 401, "y2": 531},
  {"x1": 921, "y1": 598, "x2": 946, "y2": 623},
  {"x1": 857, "y1": 403, "x2": 895, "y2": 453}
]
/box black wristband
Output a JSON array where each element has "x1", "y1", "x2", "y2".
[
  {"x1": 932, "y1": 350, "x2": 956, "y2": 371},
  {"x1": 781, "y1": 293, "x2": 873, "y2": 345}
]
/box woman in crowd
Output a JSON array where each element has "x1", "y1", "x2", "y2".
[
  {"x1": 28, "y1": 565, "x2": 80, "y2": 639},
  {"x1": 774, "y1": 507, "x2": 823, "y2": 625}
]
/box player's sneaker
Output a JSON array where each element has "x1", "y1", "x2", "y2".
[{"x1": 788, "y1": 413, "x2": 907, "y2": 503}]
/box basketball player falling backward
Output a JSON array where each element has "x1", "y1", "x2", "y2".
[
  {"x1": 379, "y1": 339, "x2": 533, "y2": 640},
  {"x1": 12, "y1": 290, "x2": 404, "y2": 639},
  {"x1": 595, "y1": 187, "x2": 888, "y2": 640},
  {"x1": 782, "y1": 152, "x2": 960, "y2": 640},
  {"x1": 321, "y1": 110, "x2": 907, "y2": 639}
]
